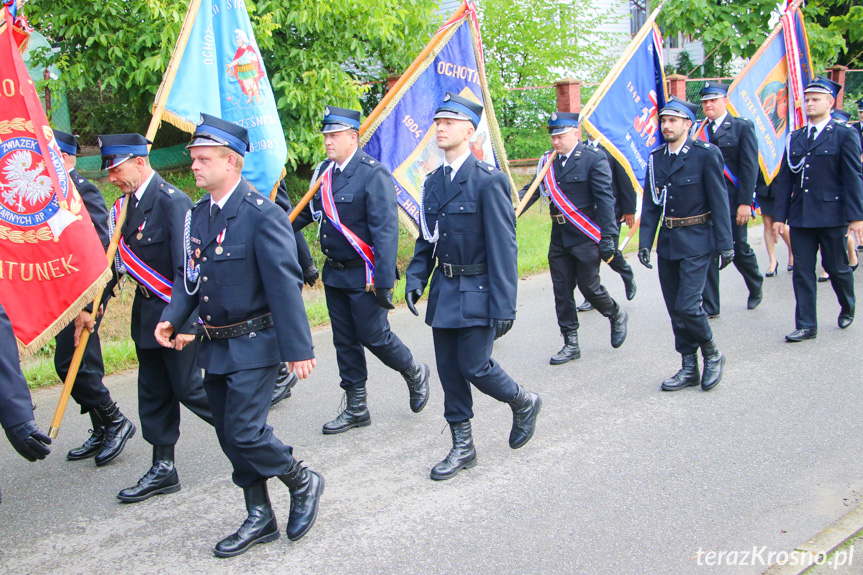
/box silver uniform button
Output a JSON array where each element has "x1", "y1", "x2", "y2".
[
  {"x1": 203, "y1": 296, "x2": 209, "y2": 302},
  {"x1": 206, "y1": 315, "x2": 211, "y2": 321},
  {"x1": 203, "y1": 276, "x2": 208, "y2": 282}
]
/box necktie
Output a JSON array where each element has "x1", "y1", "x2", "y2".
[
  {"x1": 709, "y1": 121, "x2": 717, "y2": 142},
  {"x1": 334, "y1": 166, "x2": 341, "y2": 178},
  {"x1": 560, "y1": 154, "x2": 567, "y2": 167},
  {"x1": 444, "y1": 165, "x2": 452, "y2": 181},
  {"x1": 209, "y1": 203, "x2": 220, "y2": 231},
  {"x1": 808, "y1": 127, "x2": 817, "y2": 145}
]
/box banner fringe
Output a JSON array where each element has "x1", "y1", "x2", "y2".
[{"x1": 160, "y1": 109, "x2": 197, "y2": 134}]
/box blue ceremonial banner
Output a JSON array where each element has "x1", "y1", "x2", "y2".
[
  {"x1": 361, "y1": 3, "x2": 512, "y2": 234},
  {"x1": 728, "y1": 4, "x2": 812, "y2": 184},
  {"x1": 154, "y1": 0, "x2": 285, "y2": 195},
  {"x1": 582, "y1": 19, "x2": 667, "y2": 196}
]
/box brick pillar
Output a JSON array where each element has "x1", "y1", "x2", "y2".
[
  {"x1": 667, "y1": 74, "x2": 688, "y2": 100},
  {"x1": 555, "y1": 78, "x2": 583, "y2": 113},
  {"x1": 828, "y1": 65, "x2": 848, "y2": 108},
  {"x1": 386, "y1": 75, "x2": 401, "y2": 92}
]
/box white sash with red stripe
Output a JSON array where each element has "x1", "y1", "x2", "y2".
[
  {"x1": 538, "y1": 152, "x2": 601, "y2": 243},
  {"x1": 110, "y1": 196, "x2": 173, "y2": 303}
]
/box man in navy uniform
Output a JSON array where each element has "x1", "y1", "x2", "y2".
[
  {"x1": 157, "y1": 114, "x2": 323, "y2": 557},
  {"x1": 773, "y1": 77, "x2": 863, "y2": 341},
  {"x1": 98, "y1": 134, "x2": 214, "y2": 501},
  {"x1": 518, "y1": 112, "x2": 629, "y2": 365},
  {"x1": 0, "y1": 303, "x2": 51, "y2": 502},
  {"x1": 698, "y1": 82, "x2": 763, "y2": 316},
  {"x1": 51, "y1": 130, "x2": 135, "y2": 466},
  {"x1": 405, "y1": 93, "x2": 541, "y2": 480},
  {"x1": 293, "y1": 106, "x2": 429, "y2": 434},
  {"x1": 577, "y1": 134, "x2": 638, "y2": 312},
  {"x1": 856, "y1": 98, "x2": 863, "y2": 150},
  {"x1": 638, "y1": 96, "x2": 733, "y2": 391}
]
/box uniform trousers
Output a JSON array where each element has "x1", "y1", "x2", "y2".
[
  {"x1": 790, "y1": 226, "x2": 855, "y2": 329},
  {"x1": 703, "y1": 214, "x2": 762, "y2": 315},
  {"x1": 548, "y1": 240, "x2": 618, "y2": 332},
  {"x1": 325, "y1": 285, "x2": 414, "y2": 390},
  {"x1": 607, "y1": 228, "x2": 634, "y2": 285},
  {"x1": 204, "y1": 363, "x2": 295, "y2": 488},
  {"x1": 432, "y1": 326, "x2": 518, "y2": 423},
  {"x1": 55, "y1": 314, "x2": 110, "y2": 414},
  {"x1": 135, "y1": 339, "x2": 213, "y2": 446},
  {"x1": 658, "y1": 254, "x2": 714, "y2": 355}
]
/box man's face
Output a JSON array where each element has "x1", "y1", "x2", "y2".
[
  {"x1": 550, "y1": 128, "x2": 579, "y2": 155},
  {"x1": 804, "y1": 93, "x2": 834, "y2": 120},
  {"x1": 701, "y1": 96, "x2": 728, "y2": 121},
  {"x1": 660, "y1": 115, "x2": 691, "y2": 144},
  {"x1": 108, "y1": 158, "x2": 145, "y2": 194},
  {"x1": 857, "y1": 109, "x2": 863, "y2": 123},
  {"x1": 435, "y1": 118, "x2": 473, "y2": 152},
  {"x1": 61, "y1": 152, "x2": 76, "y2": 172},
  {"x1": 323, "y1": 129, "x2": 358, "y2": 164},
  {"x1": 190, "y1": 147, "x2": 230, "y2": 191}
]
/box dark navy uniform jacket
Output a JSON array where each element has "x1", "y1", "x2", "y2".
[
  {"x1": 595, "y1": 143, "x2": 637, "y2": 222},
  {"x1": 162, "y1": 178, "x2": 314, "y2": 375},
  {"x1": 119, "y1": 172, "x2": 198, "y2": 347},
  {"x1": 773, "y1": 120, "x2": 863, "y2": 228},
  {"x1": 72, "y1": 169, "x2": 110, "y2": 250},
  {"x1": 0, "y1": 304, "x2": 33, "y2": 430},
  {"x1": 855, "y1": 122, "x2": 863, "y2": 151},
  {"x1": 406, "y1": 154, "x2": 518, "y2": 328},
  {"x1": 640, "y1": 139, "x2": 733, "y2": 260},
  {"x1": 293, "y1": 150, "x2": 399, "y2": 290},
  {"x1": 272, "y1": 179, "x2": 314, "y2": 271},
  {"x1": 519, "y1": 142, "x2": 617, "y2": 246},
  {"x1": 708, "y1": 115, "x2": 759, "y2": 208}
]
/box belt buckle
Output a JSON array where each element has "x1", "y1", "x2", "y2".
[
  {"x1": 203, "y1": 324, "x2": 212, "y2": 340},
  {"x1": 664, "y1": 218, "x2": 674, "y2": 229},
  {"x1": 139, "y1": 285, "x2": 151, "y2": 298},
  {"x1": 329, "y1": 259, "x2": 344, "y2": 271},
  {"x1": 441, "y1": 262, "x2": 453, "y2": 278}
]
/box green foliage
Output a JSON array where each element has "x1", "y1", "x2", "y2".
[{"x1": 666, "y1": 50, "x2": 695, "y2": 76}]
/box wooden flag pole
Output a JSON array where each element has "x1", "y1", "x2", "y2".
[
  {"x1": 287, "y1": 2, "x2": 469, "y2": 223},
  {"x1": 49, "y1": 193, "x2": 133, "y2": 438},
  {"x1": 514, "y1": 152, "x2": 556, "y2": 219},
  {"x1": 618, "y1": 215, "x2": 641, "y2": 252}
]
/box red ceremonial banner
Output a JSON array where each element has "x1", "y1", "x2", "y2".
[{"x1": 0, "y1": 7, "x2": 110, "y2": 355}]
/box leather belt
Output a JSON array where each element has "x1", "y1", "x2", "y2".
[
  {"x1": 326, "y1": 257, "x2": 364, "y2": 270},
  {"x1": 438, "y1": 261, "x2": 488, "y2": 278},
  {"x1": 137, "y1": 284, "x2": 152, "y2": 299},
  {"x1": 663, "y1": 212, "x2": 711, "y2": 229},
  {"x1": 551, "y1": 209, "x2": 592, "y2": 225},
  {"x1": 203, "y1": 313, "x2": 273, "y2": 340}
]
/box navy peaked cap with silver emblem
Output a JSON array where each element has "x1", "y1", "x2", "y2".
[
  {"x1": 54, "y1": 129, "x2": 80, "y2": 156},
  {"x1": 804, "y1": 76, "x2": 841, "y2": 99},
  {"x1": 831, "y1": 109, "x2": 851, "y2": 124},
  {"x1": 98, "y1": 133, "x2": 152, "y2": 170},
  {"x1": 187, "y1": 113, "x2": 251, "y2": 156},
  {"x1": 434, "y1": 92, "x2": 483, "y2": 128},
  {"x1": 856, "y1": 97, "x2": 863, "y2": 111},
  {"x1": 547, "y1": 111, "x2": 580, "y2": 135},
  {"x1": 321, "y1": 106, "x2": 361, "y2": 133},
  {"x1": 659, "y1": 96, "x2": 698, "y2": 123},
  {"x1": 699, "y1": 81, "x2": 729, "y2": 101}
]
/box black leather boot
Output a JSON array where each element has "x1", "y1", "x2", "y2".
[
  {"x1": 508, "y1": 385, "x2": 542, "y2": 449},
  {"x1": 271, "y1": 365, "x2": 298, "y2": 407},
  {"x1": 278, "y1": 460, "x2": 325, "y2": 541},
  {"x1": 67, "y1": 410, "x2": 105, "y2": 461},
  {"x1": 402, "y1": 362, "x2": 430, "y2": 413},
  {"x1": 609, "y1": 308, "x2": 628, "y2": 349},
  {"x1": 214, "y1": 483, "x2": 280, "y2": 557},
  {"x1": 322, "y1": 387, "x2": 371, "y2": 434},
  {"x1": 117, "y1": 445, "x2": 181, "y2": 503},
  {"x1": 94, "y1": 401, "x2": 136, "y2": 466},
  {"x1": 660, "y1": 354, "x2": 700, "y2": 391},
  {"x1": 700, "y1": 339, "x2": 725, "y2": 391},
  {"x1": 549, "y1": 330, "x2": 580, "y2": 365},
  {"x1": 431, "y1": 420, "x2": 477, "y2": 481}
]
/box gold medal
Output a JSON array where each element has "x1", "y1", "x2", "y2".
[
  {"x1": 215, "y1": 246, "x2": 224, "y2": 255},
  {"x1": 136, "y1": 232, "x2": 143, "y2": 240},
  {"x1": 195, "y1": 248, "x2": 201, "y2": 258}
]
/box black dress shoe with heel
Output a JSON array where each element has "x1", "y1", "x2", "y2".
[
  {"x1": 785, "y1": 328, "x2": 817, "y2": 342},
  {"x1": 765, "y1": 263, "x2": 778, "y2": 278}
]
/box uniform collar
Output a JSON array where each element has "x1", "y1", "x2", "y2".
[
  {"x1": 443, "y1": 149, "x2": 472, "y2": 179},
  {"x1": 709, "y1": 111, "x2": 728, "y2": 127},
  {"x1": 336, "y1": 147, "x2": 358, "y2": 172},
  {"x1": 210, "y1": 178, "x2": 242, "y2": 210},
  {"x1": 134, "y1": 171, "x2": 156, "y2": 202},
  {"x1": 807, "y1": 116, "x2": 831, "y2": 138}
]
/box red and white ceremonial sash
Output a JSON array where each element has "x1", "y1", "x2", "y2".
[
  {"x1": 319, "y1": 164, "x2": 376, "y2": 286},
  {"x1": 538, "y1": 152, "x2": 601, "y2": 244},
  {"x1": 110, "y1": 196, "x2": 173, "y2": 303},
  {"x1": 694, "y1": 121, "x2": 739, "y2": 187}
]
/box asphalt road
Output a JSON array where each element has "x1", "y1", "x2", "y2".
[{"x1": 2, "y1": 237, "x2": 862, "y2": 575}]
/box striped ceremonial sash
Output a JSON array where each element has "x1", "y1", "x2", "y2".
[
  {"x1": 695, "y1": 121, "x2": 739, "y2": 187},
  {"x1": 539, "y1": 152, "x2": 601, "y2": 244},
  {"x1": 110, "y1": 196, "x2": 173, "y2": 303},
  {"x1": 319, "y1": 164, "x2": 376, "y2": 287}
]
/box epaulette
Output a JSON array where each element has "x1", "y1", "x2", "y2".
[
  {"x1": 158, "y1": 182, "x2": 177, "y2": 196},
  {"x1": 693, "y1": 140, "x2": 711, "y2": 149},
  {"x1": 478, "y1": 161, "x2": 495, "y2": 173},
  {"x1": 193, "y1": 195, "x2": 209, "y2": 208},
  {"x1": 361, "y1": 154, "x2": 379, "y2": 167},
  {"x1": 581, "y1": 144, "x2": 599, "y2": 154},
  {"x1": 651, "y1": 143, "x2": 668, "y2": 155},
  {"x1": 243, "y1": 191, "x2": 266, "y2": 210}
]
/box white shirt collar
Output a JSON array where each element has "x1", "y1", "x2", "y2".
[
  {"x1": 807, "y1": 116, "x2": 831, "y2": 138},
  {"x1": 336, "y1": 148, "x2": 358, "y2": 173},
  {"x1": 134, "y1": 171, "x2": 156, "y2": 202},
  {"x1": 710, "y1": 111, "x2": 728, "y2": 128},
  {"x1": 443, "y1": 149, "x2": 473, "y2": 180},
  {"x1": 210, "y1": 178, "x2": 242, "y2": 210}
]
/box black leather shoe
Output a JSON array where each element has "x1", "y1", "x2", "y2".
[
  {"x1": 577, "y1": 300, "x2": 594, "y2": 312},
  {"x1": 214, "y1": 484, "x2": 279, "y2": 557},
  {"x1": 550, "y1": 330, "x2": 580, "y2": 365},
  {"x1": 117, "y1": 445, "x2": 181, "y2": 503},
  {"x1": 818, "y1": 274, "x2": 830, "y2": 283},
  {"x1": 402, "y1": 362, "x2": 430, "y2": 413},
  {"x1": 610, "y1": 308, "x2": 628, "y2": 349},
  {"x1": 785, "y1": 328, "x2": 817, "y2": 342},
  {"x1": 322, "y1": 387, "x2": 371, "y2": 434},
  {"x1": 700, "y1": 340, "x2": 725, "y2": 391},
  {"x1": 624, "y1": 277, "x2": 637, "y2": 301},
  {"x1": 839, "y1": 313, "x2": 854, "y2": 329},
  {"x1": 508, "y1": 385, "x2": 541, "y2": 449},
  {"x1": 765, "y1": 263, "x2": 778, "y2": 278},
  {"x1": 94, "y1": 401, "x2": 136, "y2": 466},
  {"x1": 278, "y1": 460, "x2": 324, "y2": 541},
  {"x1": 67, "y1": 411, "x2": 105, "y2": 461},
  {"x1": 661, "y1": 354, "x2": 700, "y2": 391},
  {"x1": 431, "y1": 420, "x2": 477, "y2": 480},
  {"x1": 747, "y1": 290, "x2": 763, "y2": 310},
  {"x1": 271, "y1": 369, "x2": 298, "y2": 407}
]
